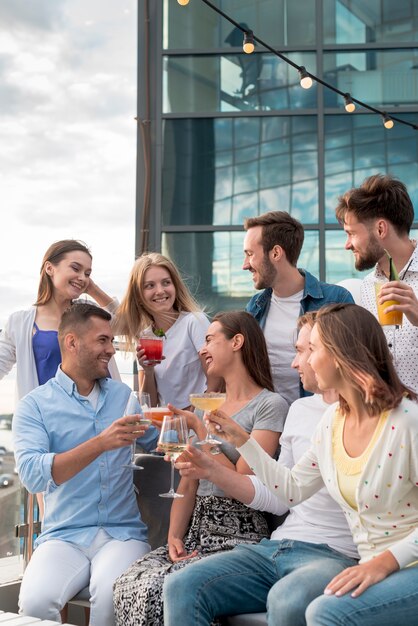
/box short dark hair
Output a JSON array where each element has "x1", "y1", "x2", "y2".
[
  {"x1": 244, "y1": 211, "x2": 304, "y2": 266},
  {"x1": 58, "y1": 302, "x2": 111, "y2": 348},
  {"x1": 335, "y1": 174, "x2": 414, "y2": 236}
]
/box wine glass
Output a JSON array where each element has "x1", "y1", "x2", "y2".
[
  {"x1": 189, "y1": 392, "x2": 226, "y2": 453},
  {"x1": 158, "y1": 414, "x2": 189, "y2": 498},
  {"x1": 122, "y1": 391, "x2": 151, "y2": 470}
]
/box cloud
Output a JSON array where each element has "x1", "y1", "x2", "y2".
[{"x1": 0, "y1": 1, "x2": 138, "y2": 413}]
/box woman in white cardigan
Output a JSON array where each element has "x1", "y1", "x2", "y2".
[
  {"x1": 206, "y1": 303, "x2": 418, "y2": 626},
  {"x1": 0, "y1": 239, "x2": 118, "y2": 402}
]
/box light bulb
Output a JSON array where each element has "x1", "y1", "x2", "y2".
[
  {"x1": 382, "y1": 113, "x2": 394, "y2": 129},
  {"x1": 243, "y1": 31, "x2": 255, "y2": 54},
  {"x1": 298, "y1": 66, "x2": 313, "y2": 89},
  {"x1": 177, "y1": 0, "x2": 190, "y2": 5},
  {"x1": 344, "y1": 93, "x2": 356, "y2": 113}
]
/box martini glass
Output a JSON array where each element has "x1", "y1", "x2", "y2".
[{"x1": 189, "y1": 392, "x2": 226, "y2": 453}]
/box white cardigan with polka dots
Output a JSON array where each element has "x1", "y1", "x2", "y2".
[{"x1": 238, "y1": 397, "x2": 418, "y2": 566}]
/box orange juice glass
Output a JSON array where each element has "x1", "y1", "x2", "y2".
[
  {"x1": 374, "y1": 283, "x2": 403, "y2": 326},
  {"x1": 148, "y1": 407, "x2": 173, "y2": 425}
]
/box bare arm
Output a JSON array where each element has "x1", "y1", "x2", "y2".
[
  {"x1": 85, "y1": 278, "x2": 114, "y2": 308},
  {"x1": 167, "y1": 476, "x2": 199, "y2": 562}
]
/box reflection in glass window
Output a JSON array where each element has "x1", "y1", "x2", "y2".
[
  {"x1": 164, "y1": 0, "x2": 316, "y2": 49},
  {"x1": 324, "y1": 50, "x2": 418, "y2": 108},
  {"x1": 162, "y1": 230, "x2": 319, "y2": 313},
  {"x1": 163, "y1": 53, "x2": 317, "y2": 114},
  {"x1": 162, "y1": 117, "x2": 319, "y2": 227},
  {"x1": 324, "y1": 0, "x2": 418, "y2": 44},
  {"x1": 324, "y1": 114, "x2": 418, "y2": 223}
]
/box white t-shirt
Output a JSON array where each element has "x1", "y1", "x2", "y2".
[
  {"x1": 154, "y1": 312, "x2": 210, "y2": 409},
  {"x1": 263, "y1": 290, "x2": 303, "y2": 406}
]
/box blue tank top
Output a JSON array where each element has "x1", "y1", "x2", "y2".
[{"x1": 32, "y1": 323, "x2": 61, "y2": 385}]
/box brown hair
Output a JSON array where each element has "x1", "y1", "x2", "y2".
[
  {"x1": 113, "y1": 252, "x2": 202, "y2": 349},
  {"x1": 314, "y1": 303, "x2": 415, "y2": 415},
  {"x1": 58, "y1": 302, "x2": 111, "y2": 349},
  {"x1": 212, "y1": 311, "x2": 274, "y2": 392},
  {"x1": 35, "y1": 240, "x2": 92, "y2": 306},
  {"x1": 297, "y1": 311, "x2": 318, "y2": 331},
  {"x1": 244, "y1": 211, "x2": 304, "y2": 266},
  {"x1": 335, "y1": 174, "x2": 414, "y2": 236}
]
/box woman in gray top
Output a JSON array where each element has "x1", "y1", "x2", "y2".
[{"x1": 113, "y1": 311, "x2": 288, "y2": 626}]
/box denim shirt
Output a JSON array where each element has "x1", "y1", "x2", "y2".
[
  {"x1": 12, "y1": 368, "x2": 159, "y2": 547},
  {"x1": 246, "y1": 269, "x2": 354, "y2": 328},
  {"x1": 246, "y1": 269, "x2": 354, "y2": 397}
]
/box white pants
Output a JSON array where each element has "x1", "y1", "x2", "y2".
[{"x1": 19, "y1": 528, "x2": 150, "y2": 625}]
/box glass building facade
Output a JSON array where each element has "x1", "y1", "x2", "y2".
[{"x1": 137, "y1": 0, "x2": 418, "y2": 313}]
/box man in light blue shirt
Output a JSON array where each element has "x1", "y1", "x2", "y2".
[{"x1": 13, "y1": 302, "x2": 158, "y2": 625}]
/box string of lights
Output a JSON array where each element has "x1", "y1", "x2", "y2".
[{"x1": 177, "y1": 0, "x2": 418, "y2": 131}]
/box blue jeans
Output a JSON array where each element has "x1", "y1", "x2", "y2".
[
  {"x1": 305, "y1": 564, "x2": 418, "y2": 625},
  {"x1": 163, "y1": 538, "x2": 357, "y2": 626}
]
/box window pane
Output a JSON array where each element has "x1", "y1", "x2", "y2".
[
  {"x1": 162, "y1": 117, "x2": 318, "y2": 226},
  {"x1": 163, "y1": 53, "x2": 317, "y2": 113},
  {"x1": 164, "y1": 0, "x2": 316, "y2": 49},
  {"x1": 325, "y1": 231, "x2": 369, "y2": 283},
  {"x1": 324, "y1": 0, "x2": 418, "y2": 44},
  {"x1": 324, "y1": 50, "x2": 418, "y2": 108},
  {"x1": 324, "y1": 114, "x2": 418, "y2": 223},
  {"x1": 162, "y1": 230, "x2": 319, "y2": 313}
]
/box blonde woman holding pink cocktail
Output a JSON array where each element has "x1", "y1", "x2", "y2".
[{"x1": 113, "y1": 252, "x2": 218, "y2": 409}]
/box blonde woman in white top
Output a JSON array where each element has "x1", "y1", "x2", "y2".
[
  {"x1": 205, "y1": 303, "x2": 418, "y2": 626},
  {"x1": 113, "y1": 253, "x2": 220, "y2": 408}
]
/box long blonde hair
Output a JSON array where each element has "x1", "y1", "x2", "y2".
[
  {"x1": 113, "y1": 252, "x2": 202, "y2": 348},
  {"x1": 35, "y1": 240, "x2": 92, "y2": 306}
]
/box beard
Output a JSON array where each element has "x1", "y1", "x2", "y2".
[
  {"x1": 354, "y1": 234, "x2": 385, "y2": 271},
  {"x1": 254, "y1": 255, "x2": 277, "y2": 289}
]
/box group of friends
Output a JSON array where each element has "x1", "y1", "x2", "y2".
[{"x1": 2, "y1": 172, "x2": 418, "y2": 625}]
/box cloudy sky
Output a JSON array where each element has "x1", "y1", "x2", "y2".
[{"x1": 0, "y1": 0, "x2": 139, "y2": 411}]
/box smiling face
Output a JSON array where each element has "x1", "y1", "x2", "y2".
[
  {"x1": 46, "y1": 251, "x2": 92, "y2": 301},
  {"x1": 199, "y1": 321, "x2": 236, "y2": 378},
  {"x1": 291, "y1": 323, "x2": 319, "y2": 394},
  {"x1": 343, "y1": 212, "x2": 385, "y2": 271},
  {"x1": 74, "y1": 316, "x2": 116, "y2": 381},
  {"x1": 308, "y1": 324, "x2": 341, "y2": 392},
  {"x1": 142, "y1": 265, "x2": 176, "y2": 315},
  {"x1": 242, "y1": 226, "x2": 277, "y2": 290}
]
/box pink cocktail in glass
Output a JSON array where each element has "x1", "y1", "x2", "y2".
[{"x1": 139, "y1": 337, "x2": 164, "y2": 363}]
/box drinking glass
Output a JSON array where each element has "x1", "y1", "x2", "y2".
[
  {"x1": 158, "y1": 414, "x2": 189, "y2": 498},
  {"x1": 374, "y1": 282, "x2": 403, "y2": 364},
  {"x1": 122, "y1": 391, "x2": 151, "y2": 470},
  {"x1": 189, "y1": 392, "x2": 226, "y2": 453},
  {"x1": 138, "y1": 335, "x2": 164, "y2": 365}
]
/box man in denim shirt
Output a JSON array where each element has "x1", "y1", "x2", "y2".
[
  {"x1": 244, "y1": 211, "x2": 353, "y2": 404},
  {"x1": 13, "y1": 302, "x2": 158, "y2": 626}
]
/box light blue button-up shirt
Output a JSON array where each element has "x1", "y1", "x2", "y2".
[{"x1": 12, "y1": 367, "x2": 159, "y2": 547}]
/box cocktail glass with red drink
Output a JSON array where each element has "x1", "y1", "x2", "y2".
[{"x1": 138, "y1": 335, "x2": 164, "y2": 365}]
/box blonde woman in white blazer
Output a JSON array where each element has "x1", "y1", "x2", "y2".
[{"x1": 207, "y1": 303, "x2": 418, "y2": 626}]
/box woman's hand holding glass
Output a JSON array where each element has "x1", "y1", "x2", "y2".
[{"x1": 205, "y1": 409, "x2": 250, "y2": 448}]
